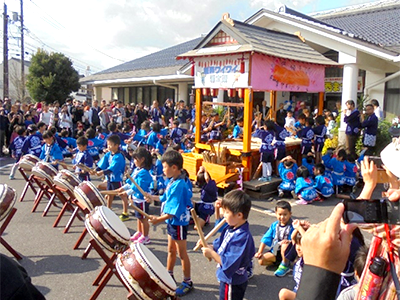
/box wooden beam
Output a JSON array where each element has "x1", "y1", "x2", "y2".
[
  {"x1": 203, "y1": 101, "x2": 244, "y2": 107},
  {"x1": 242, "y1": 88, "x2": 253, "y2": 181},
  {"x1": 195, "y1": 88, "x2": 202, "y2": 147},
  {"x1": 318, "y1": 92, "x2": 324, "y2": 115}
]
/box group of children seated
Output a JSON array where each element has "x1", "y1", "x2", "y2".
[{"x1": 276, "y1": 148, "x2": 358, "y2": 205}]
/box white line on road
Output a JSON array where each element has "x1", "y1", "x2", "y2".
[{"x1": 0, "y1": 163, "x2": 13, "y2": 170}]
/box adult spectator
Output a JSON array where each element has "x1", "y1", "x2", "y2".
[
  {"x1": 0, "y1": 107, "x2": 9, "y2": 156},
  {"x1": 261, "y1": 100, "x2": 270, "y2": 121},
  {"x1": 134, "y1": 102, "x2": 148, "y2": 131},
  {"x1": 149, "y1": 100, "x2": 163, "y2": 124},
  {"x1": 370, "y1": 99, "x2": 383, "y2": 120},
  {"x1": 112, "y1": 100, "x2": 125, "y2": 125},
  {"x1": 175, "y1": 100, "x2": 191, "y2": 130},
  {"x1": 65, "y1": 98, "x2": 73, "y2": 114},
  {"x1": 90, "y1": 100, "x2": 101, "y2": 128},
  {"x1": 360, "y1": 104, "x2": 378, "y2": 155},
  {"x1": 164, "y1": 99, "x2": 175, "y2": 126},
  {"x1": 59, "y1": 104, "x2": 72, "y2": 134},
  {"x1": 343, "y1": 100, "x2": 361, "y2": 157},
  {"x1": 3, "y1": 97, "x2": 12, "y2": 112},
  {"x1": 0, "y1": 253, "x2": 46, "y2": 300},
  {"x1": 99, "y1": 102, "x2": 112, "y2": 132},
  {"x1": 71, "y1": 100, "x2": 84, "y2": 134},
  {"x1": 39, "y1": 103, "x2": 52, "y2": 126},
  {"x1": 276, "y1": 103, "x2": 287, "y2": 127}
]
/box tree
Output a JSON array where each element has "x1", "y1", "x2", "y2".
[{"x1": 26, "y1": 49, "x2": 80, "y2": 104}]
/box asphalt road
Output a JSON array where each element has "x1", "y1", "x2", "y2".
[{"x1": 0, "y1": 156, "x2": 378, "y2": 300}]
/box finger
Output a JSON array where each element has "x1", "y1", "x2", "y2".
[
  {"x1": 388, "y1": 189, "x2": 400, "y2": 202},
  {"x1": 339, "y1": 223, "x2": 357, "y2": 246},
  {"x1": 325, "y1": 203, "x2": 345, "y2": 235}
]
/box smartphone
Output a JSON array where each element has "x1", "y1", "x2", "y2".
[
  {"x1": 343, "y1": 198, "x2": 400, "y2": 224},
  {"x1": 366, "y1": 156, "x2": 383, "y2": 168}
]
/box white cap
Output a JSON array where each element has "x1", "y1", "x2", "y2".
[{"x1": 380, "y1": 138, "x2": 400, "y2": 178}]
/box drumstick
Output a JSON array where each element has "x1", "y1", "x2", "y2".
[
  {"x1": 129, "y1": 202, "x2": 152, "y2": 219},
  {"x1": 58, "y1": 161, "x2": 69, "y2": 169},
  {"x1": 77, "y1": 163, "x2": 95, "y2": 173},
  {"x1": 190, "y1": 208, "x2": 209, "y2": 251},
  {"x1": 193, "y1": 218, "x2": 227, "y2": 251},
  {"x1": 252, "y1": 162, "x2": 263, "y2": 180},
  {"x1": 100, "y1": 190, "x2": 120, "y2": 195},
  {"x1": 126, "y1": 173, "x2": 147, "y2": 197}
]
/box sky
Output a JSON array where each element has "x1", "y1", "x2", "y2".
[{"x1": 1, "y1": 0, "x2": 380, "y2": 75}]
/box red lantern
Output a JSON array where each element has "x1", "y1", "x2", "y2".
[
  {"x1": 191, "y1": 63, "x2": 195, "y2": 76},
  {"x1": 238, "y1": 88, "x2": 244, "y2": 99},
  {"x1": 202, "y1": 88, "x2": 209, "y2": 96},
  {"x1": 240, "y1": 60, "x2": 245, "y2": 73},
  {"x1": 227, "y1": 89, "x2": 236, "y2": 98}
]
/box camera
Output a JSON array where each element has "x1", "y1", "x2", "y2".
[
  {"x1": 343, "y1": 198, "x2": 400, "y2": 224},
  {"x1": 366, "y1": 156, "x2": 383, "y2": 168}
]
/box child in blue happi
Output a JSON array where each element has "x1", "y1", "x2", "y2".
[
  {"x1": 278, "y1": 156, "x2": 298, "y2": 199},
  {"x1": 147, "y1": 150, "x2": 194, "y2": 296},
  {"x1": 96, "y1": 135, "x2": 126, "y2": 209},
  {"x1": 324, "y1": 149, "x2": 347, "y2": 194},
  {"x1": 170, "y1": 120, "x2": 187, "y2": 145},
  {"x1": 313, "y1": 163, "x2": 334, "y2": 199},
  {"x1": 209, "y1": 112, "x2": 226, "y2": 141},
  {"x1": 118, "y1": 147, "x2": 153, "y2": 243},
  {"x1": 202, "y1": 190, "x2": 255, "y2": 300},
  {"x1": 150, "y1": 152, "x2": 166, "y2": 196},
  {"x1": 295, "y1": 166, "x2": 318, "y2": 205},
  {"x1": 322, "y1": 148, "x2": 335, "y2": 181},
  {"x1": 59, "y1": 129, "x2": 76, "y2": 158},
  {"x1": 72, "y1": 136, "x2": 93, "y2": 182},
  {"x1": 274, "y1": 122, "x2": 290, "y2": 175},
  {"x1": 155, "y1": 138, "x2": 168, "y2": 156},
  {"x1": 344, "y1": 154, "x2": 358, "y2": 192},
  {"x1": 253, "y1": 120, "x2": 275, "y2": 181},
  {"x1": 291, "y1": 114, "x2": 306, "y2": 137},
  {"x1": 255, "y1": 200, "x2": 294, "y2": 277},
  {"x1": 39, "y1": 130, "x2": 64, "y2": 170},
  {"x1": 86, "y1": 128, "x2": 104, "y2": 161},
  {"x1": 301, "y1": 152, "x2": 315, "y2": 178},
  {"x1": 297, "y1": 118, "x2": 314, "y2": 156},
  {"x1": 232, "y1": 117, "x2": 243, "y2": 139},
  {"x1": 278, "y1": 225, "x2": 305, "y2": 300},
  {"x1": 313, "y1": 116, "x2": 327, "y2": 164},
  {"x1": 9, "y1": 126, "x2": 26, "y2": 180},
  {"x1": 194, "y1": 166, "x2": 218, "y2": 229},
  {"x1": 21, "y1": 125, "x2": 42, "y2": 158},
  {"x1": 146, "y1": 122, "x2": 161, "y2": 150}
]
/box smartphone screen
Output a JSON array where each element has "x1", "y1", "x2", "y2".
[
  {"x1": 343, "y1": 199, "x2": 387, "y2": 224},
  {"x1": 366, "y1": 156, "x2": 383, "y2": 168},
  {"x1": 343, "y1": 199, "x2": 399, "y2": 224}
]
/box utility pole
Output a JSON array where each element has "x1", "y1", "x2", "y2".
[
  {"x1": 20, "y1": 0, "x2": 25, "y2": 99},
  {"x1": 3, "y1": 3, "x2": 9, "y2": 100}
]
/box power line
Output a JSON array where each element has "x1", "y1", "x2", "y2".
[{"x1": 27, "y1": 0, "x2": 126, "y2": 63}]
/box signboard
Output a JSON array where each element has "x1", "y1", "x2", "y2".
[
  {"x1": 325, "y1": 77, "x2": 364, "y2": 93},
  {"x1": 194, "y1": 54, "x2": 250, "y2": 89},
  {"x1": 251, "y1": 53, "x2": 325, "y2": 92}
]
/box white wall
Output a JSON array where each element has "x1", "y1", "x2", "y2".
[{"x1": 364, "y1": 71, "x2": 386, "y2": 106}]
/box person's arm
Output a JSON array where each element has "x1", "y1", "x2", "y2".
[
  {"x1": 202, "y1": 245, "x2": 222, "y2": 264},
  {"x1": 295, "y1": 204, "x2": 356, "y2": 300},
  {"x1": 149, "y1": 213, "x2": 173, "y2": 225}
]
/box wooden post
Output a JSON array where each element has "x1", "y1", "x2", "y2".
[
  {"x1": 318, "y1": 92, "x2": 324, "y2": 115},
  {"x1": 269, "y1": 91, "x2": 277, "y2": 120},
  {"x1": 195, "y1": 88, "x2": 202, "y2": 151},
  {"x1": 242, "y1": 88, "x2": 253, "y2": 181}
]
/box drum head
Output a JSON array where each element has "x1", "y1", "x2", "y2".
[
  {"x1": 32, "y1": 162, "x2": 57, "y2": 182},
  {"x1": 0, "y1": 184, "x2": 17, "y2": 222},
  {"x1": 134, "y1": 243, "x2": 177, "y2": 293},
  {"x1": 74, "y1": 181, "x2": 106, "y2": 211},
  {"x1": 98, "y1": 206, "x2": 130, "y2": 241},
  {"x1": 54, "y1": 170, "x2": 81, "y2": 192}
]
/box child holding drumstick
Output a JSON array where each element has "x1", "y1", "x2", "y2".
[
  {"x1": 117, "y1": 147, "x2": 153, "y2": 244},
  {"x1": 202, "y1": 189, "x2": 255, "y2": 300},
  {"x1": 146, "y1": 150, "x2": 194, "y2": 297}
]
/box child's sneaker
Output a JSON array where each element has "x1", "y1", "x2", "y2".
[
  {"x1": 274, "y1": 263, "x2": 290, "y2": 277},
  {"x1": 135, "y1": 235, "x2": 151, "y2": 245},
  {"x1": 119, "y1": 213, "x2": 130, "y2": 222},
  {"x1": 266, "y1": 176, "x2": 272, "y2": 182},
  {"x1": 291, "y1": 191, "x2": 298, "y2": 199},
  {"x1": 176, "y1": 281, "x2": 194, "y2": 297},
  {"x1": 296, "y1": 199, "x2": 309, "y2": 205},
  {"x1": 9, "y1": 175, "x2": 14, "y2": 180},
  {"x1": 258, "y1": 177, "x2": 267, "y2": 182},
  {"x1": 278, "y1": 191, "x2": 284, "y2": 198},
  {"x1": 130, "y1": 232, "x2": 142, "y2": 242}
]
